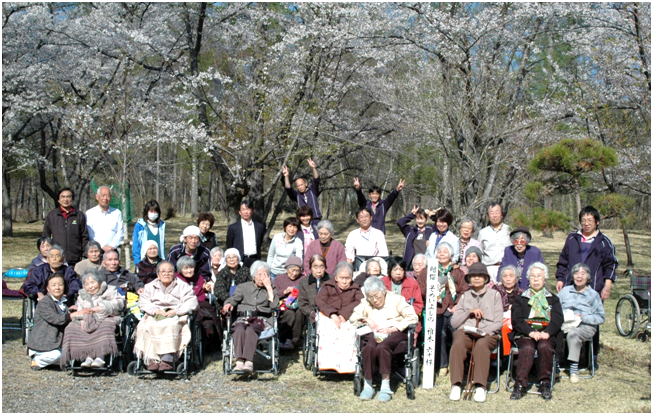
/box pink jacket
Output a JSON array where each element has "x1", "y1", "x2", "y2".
[
  {"x1": 75, "y1": 282, "x2": 124, "y2": 320},
  {"x1": 138, "y1": 278, "x2": 199, "y2": 317},
  {"x1": 303, "y1": 238, "x2": 347, "y2": 276}
]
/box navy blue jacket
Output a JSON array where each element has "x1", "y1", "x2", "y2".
[
  {"x1": 284, "y1": 177, "x2": 322, "y2": 221},
  {"x1": 397, "y1": 213, "x2": 436, "y2": 266},
  {"x1": 555, "y1": 231, "x2": 618, "y2": 294},
  {"x1": 23, "y1": 263, "x2": 81, "y2": 298},
  {"x1": 167, "y1": 243, "x2": 212, "y2": 281},
  {"x1": 498, "y1": 245, "x2": 546, "y2": 290},
  {"x1": 356, "y1": 188, "x2": 400, "y2": 234}
]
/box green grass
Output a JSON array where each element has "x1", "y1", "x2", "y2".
[{"x1": 3, "y1": 219, "x2": 651, "y2": 412}]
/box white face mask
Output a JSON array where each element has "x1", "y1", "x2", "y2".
[{"x1": 148, "y1": 212, "x2": 159, "y2": 221}]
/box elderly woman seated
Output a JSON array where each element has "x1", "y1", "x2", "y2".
[
  {"x1": 556, "y1": 263, "x2": 605, "y2": 383},
  {"x1": 135, "y1": 240, "x2": 164, "y2": 285},
  {"x1": 74, "y1": 241, "x2": 103, "y2": 275},
  {"x1": 494, "y1": 265, "x2": 525, "y2": 356},
  {"x1": 405, "y1": 254, "x2": 426, "y2": 279},
  {"x1": 214, "y1": 248, "x2": 250, "y2": 310},
  {"x1": 381, "y1": 257, "x2": 423, "y2": 318},
  {"x1": 350, "y1": 277, "x2": 418, "y2": 402},
  {"x1": 303, "y1": 220, "x2": 347, "y2": 276},
  {"x1": 510, "y1": 262, "x2": 563, "y2": 400},
  {"x1": 461, "y1": 246, "x2": 483, "y2": 275},
  {"x1": 298, "y1": 254, "x2": 330, "y2": 323},
  {"x1": 449, "y1": 263, "x2": 503, "y2": 402},
  {"x1": 353, "y1": 257, "x2": 387, "y2": 287},
  {"x1": 273, "y1": 256, "x2": 305, "y2": 350},
  {"x1": 221, "y1": 261, "x2": 279, "y2": 374},
  {"x1": 134, "y1": 261, "x2": 199, "y2": 372},
  {"x1": 417, "y1": 242, "x2": 468, "y2": 377},
  {"x1": 315, "y1": 262, "x2": 364, "y2": 329},
  {"x1": 61, "y1": 268, "x2": 124, "y2": 368},
  {"x1": 176, "y1": 256, "x2": 221, "y2": 348}
]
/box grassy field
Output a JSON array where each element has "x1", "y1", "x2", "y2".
[{"x1": 2, "y1": 217, "x2": 651, "y2": 412}]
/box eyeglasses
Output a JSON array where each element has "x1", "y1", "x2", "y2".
[
  {"x1": 581, "y1": 219, "x2": 596, "y2": 225},
  {"x1": 513, "y1": 239, "x2": 527, "y2": 245},
  {"x1": 529, "y1": 274, "x2": 545, "y2": 280},
  {"x1": 368, "y1": 292, "x2": 384, "y2": 302}
]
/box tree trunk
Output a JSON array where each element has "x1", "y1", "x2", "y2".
[
  {"x1": 574, "y1": 177, "x2": 582, "y2": 214},
  {"x1": 3, "y1": 169, "x2": 13, "y2": 236},
  {"x1": 190, "y1": 147, "x2": 199, "y2": 217},
  {"x1": 622, "y1": 220, "x2": 634, "y2": 268}
]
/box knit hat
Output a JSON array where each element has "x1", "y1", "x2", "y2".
[
  {"x1": 285, "y1": 256, "x2": 303, "y2": 271},
  {"x1": 180, "y1": 225, "x2": 201, "y2": 242},
  {"x1": 140, "y1": 240, "x2": 159, "y2": 260},
  {"x1": 223, "y1": 248, "x2": 241, "y2": 263},
  {"x1": 465, "y1": 246, "x2": 483, "y2": 262},
  {"x1": 465, "y1": 262, "x2": 491, "y2": 285}
]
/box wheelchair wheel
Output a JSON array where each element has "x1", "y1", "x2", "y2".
[
  {"x1": 127, "y1": 361, "x2": 138, "y2": 376},
  {"x1": 353, "y1": 375, "x2": 363, "y2": 397},
  {"x1": 412, "y1": 347, "x2": 421, "y2": 388},
  {"x1": 302, "y1": 333, "x2": 314, "y2": 370},
  {"x1": 193, "y1": 322, "x2": 203, "y2": 367},
  {"x1": 406, "y1": 379, "x2": 415, "y2": 400},
  {"x1": 616, "y1": 294, "x2": 640, "y2": 338},
  {"x1": 22, "y1": 298, "x2": 33, "y2": 345},
  {"x1": 637, "y1": 332, "x2": 649, "y2": 342}
]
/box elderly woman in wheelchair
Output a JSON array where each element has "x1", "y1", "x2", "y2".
[
  {"x1": 556, "y1": 262, "x2": 605, "y2": 383},
  {"x1": 221, "y1": 261, "x2": 279, "y2": 374},
  {"x1": 61, "y1": 268, "x2": 124, "y2": 369},
  {"x1": 349, "y1": 277, "x2": 418, "y2": 402},
  {"x1": 133, "y1": 261, "x2": 199, "y2": 372}
]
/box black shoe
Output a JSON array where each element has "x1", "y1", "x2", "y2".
[
  {"x1": 510, "y1": 384, "x2": 525, "y2": 400},
  {"x1": 539, "y1": 383, "x2": 552, "y2": 400}
]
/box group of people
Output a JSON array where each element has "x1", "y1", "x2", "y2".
[{"x1": 20, "y1": 164, "x2": 617, "y2": 403}]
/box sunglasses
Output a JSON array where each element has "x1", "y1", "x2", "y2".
[{"x1": 512, "y1": 239, "x2": 527, "y2": 245}]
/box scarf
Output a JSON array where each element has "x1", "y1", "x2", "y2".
[
  {"x1": 527, "y1": 288, "x2": 550, "y2": 329},
  {"x1": 438, "y1": 263, "x2": 456, "y2": 302}
]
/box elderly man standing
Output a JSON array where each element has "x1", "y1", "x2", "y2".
[
  {"x1": 478, "y1": 203, "x2": 511, "y2": 282},
  {"x1": 167, "y1": 225, "x2": 212, "y2": 280},
  {"x1": 353, "y1": 178, "x2": 405, "y2": 234},
  {"x1": 282, "y1": 158, "x2": 322, "y2": 227},
  {"x1": 43, "y1": 188, "x2": 89, "y2": 267},
  {"x1": 345, "y1": 207, "x2": 389, "y2": 269},
  {"x1": 86, "y1": 186, "x2": 124, "y2": 254}
]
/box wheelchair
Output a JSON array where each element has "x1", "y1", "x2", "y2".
[
  {"x1": 302, "y1": 309, "x2": 359, "y2": 377},
  {"x1": 126, "y1": 311, "x2": 202, "y2": 380},
  {"x1": 615, "y1": 269, "x2": 651, "y2": 341},
  {"x1": 21, "y1": 295, "x2": 37, "y2": 346},
  {"x1": 222, "y1": 310, "x2": 279, "y2": 376},
  {"x1": 352, "y1": 324, "x2": 421, "y2": 400}
]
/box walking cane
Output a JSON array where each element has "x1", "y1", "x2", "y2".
[{"x1": 463, "y1": 317, "x2": 481, "y2": 400}]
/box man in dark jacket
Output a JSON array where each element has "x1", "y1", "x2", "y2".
[
  {"x1": 99, "y1": 249, "x2": 144, "y2": 294},
  {"x1": 354, "y1": 178, "x2": 405, "y2": 234},
  {"x1": 42, "y1": 188, "x2": 89, "y2": 267},
  {"x1": 23, "y1": 245, "x2": 81, "y2": 305},
  {"x1": 226, "y1": 200, "x2": 265, "y2": 268},
  {"x1": 555, "y1": 205, "x2": 618, "y2": 369},
  {"x1": 282, "y1": 158, "x2": 322, "y2": 227},
  {"x1": 167, "y1": 225, "x2": 212, "y2": 280}
]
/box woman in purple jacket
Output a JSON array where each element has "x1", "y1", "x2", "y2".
[
  {"x1": 397, "y1": 205, "x2": 435, "y2": 268},
  {"x1": 497, "y1": 227, "x2": 544, "y2": 290}
]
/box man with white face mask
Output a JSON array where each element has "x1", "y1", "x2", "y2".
[{"x1": 132, "y1": 200, "x2": 166, "y2": 266}]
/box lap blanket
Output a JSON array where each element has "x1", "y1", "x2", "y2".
[
  {"x1": 61, "y1": 317, "x2": 119, "y2": 367},
  {"x1": 316, "y1": 313, "x2": 357, "y2": 373},
  {"x1": 133, "y1": 314, "x2": 191, "y2": 365}
]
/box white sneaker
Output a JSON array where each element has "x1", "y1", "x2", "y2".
[
  {"x1": 570, "y1": 373, "x2": 580, "y2": 383},
  {"x1": 474, "y1": 387, "x2": 486, "y2": 403},
  {"x1": 80, "y1": 357, "x2": 93, "y2": 368},
  {"x1": 449, "y1": 385, "x2": 461, "y2": 401}
]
